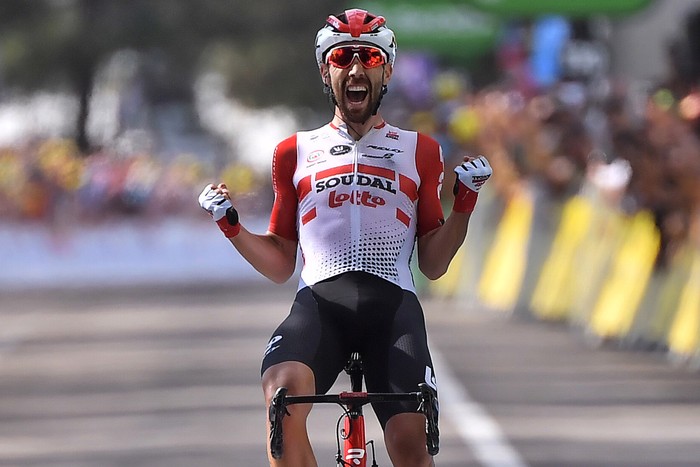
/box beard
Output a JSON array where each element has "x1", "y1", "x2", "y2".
[{"x1": 333, "y1": 79, "x2": 381, "y2": 124}]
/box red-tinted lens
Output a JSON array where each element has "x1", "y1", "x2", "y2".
[
  {"x1": 327, "y1": 46, "x2": 386, "y2": 69},
  {"x1": 358, "y1": 47, "x2": 386, "y2": 68},
  {"x1": 327, "y1": 47, "x2": 355, "y2": 68}
]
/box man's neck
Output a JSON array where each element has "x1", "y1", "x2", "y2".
[{"x1": 331, "y1": 111, "x2": 384, "y2": 140}]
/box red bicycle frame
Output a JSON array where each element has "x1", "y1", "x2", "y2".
[
  {"x1": 341, "y1": 353, "x2": 370, "y2": 466},
  {"x1": 342, "y1": 403, "x2": 369, "y2": 466},
  {"x1": 268, "y1": 353, "x2": 439, "y2": 466}
]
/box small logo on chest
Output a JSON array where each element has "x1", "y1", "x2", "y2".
[{"x1": 330, "y1": 145, "x2": 352, "y2": 156}]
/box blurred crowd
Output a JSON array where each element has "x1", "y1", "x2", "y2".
[
  {"x1": 387, "y1": 56, "x2": 700, "y2": 270},
  {"x1": 2, "y1": 32, "x2": 699, "y2": 273},
  {"x1": 0, "y1": 137, "x2": 270, "y2": 226}
]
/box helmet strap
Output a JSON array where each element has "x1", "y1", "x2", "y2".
[
  {"x1": 323, "y1": 82, "x2": 338, "y2": 108},
  {"x1": 372, "y1": 84, "x2": 388, "y2": 116}
]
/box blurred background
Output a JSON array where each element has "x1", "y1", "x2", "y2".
[
  {"x1": 1, "y1": 0, "x2": 698, "y2": 357},
  {"x1": 2, "y1": 1, "x2": 700, "y2": 466}
]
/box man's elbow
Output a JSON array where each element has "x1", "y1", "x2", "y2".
[
  {"x1": 258, "y1": 260, "x2": 296, "y2": 285},
  {"x1": 419, "y1": 263, "x2": 448, "y2": 281},
  {"x1": 268, "y1": 271, "x2": 293, "y2": 284}
]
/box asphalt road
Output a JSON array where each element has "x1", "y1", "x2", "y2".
[{"x1": 2, "y1": 283, "x2": 700, "y2": 467}]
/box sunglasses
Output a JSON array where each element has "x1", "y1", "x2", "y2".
[{"x1": 326, "y1": 45, "x2": 387, "y2": 69}]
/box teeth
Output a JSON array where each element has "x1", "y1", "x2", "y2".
[{"x1": 348, "y1": 85, "x2": 367, "y2": 92}]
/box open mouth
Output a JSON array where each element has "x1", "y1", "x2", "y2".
[{"x1": 346, "y1": 85, "x2": 369, "y2": 104}]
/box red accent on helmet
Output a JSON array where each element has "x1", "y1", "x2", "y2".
[{"x1": 326, "y1": 8, "x2": 386, "y2": 38}]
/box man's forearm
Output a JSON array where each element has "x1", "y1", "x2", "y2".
[
  {"x1": 417, "y1": 211, "x2": 471, "y2": 280},
  {"x1": 230, "y1": 228, "x2": 297, "y2": 284}
]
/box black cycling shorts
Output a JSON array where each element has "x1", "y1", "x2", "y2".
[{"x1": 260, "y1": 271, "x2": 437, "y2": 428}]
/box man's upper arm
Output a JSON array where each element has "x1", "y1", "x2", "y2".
[
  {"x1": 268, "y1": 135, "x2": 299, "y2": 241},
  {"x1": 416, "y1": 133, "x2": 445, "y2": 237}
]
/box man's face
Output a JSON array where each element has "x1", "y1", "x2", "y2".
[{"x1": 322, "y1": 44, "x2": 392, "y2": 124}]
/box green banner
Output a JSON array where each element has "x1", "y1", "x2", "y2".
[
  {"x1": 358, "y1": 1, "x2": 501, "y2": 60},
  {"x1": 360, "y1": 0, "x2": 653, "y2": 17},
  {"x1": 465, "y1": 0, "x2": 653, "y2": 17}
]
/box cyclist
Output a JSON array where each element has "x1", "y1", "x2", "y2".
[{"x1": 199, "y1": 8, "x2": 492, "y2": 467}]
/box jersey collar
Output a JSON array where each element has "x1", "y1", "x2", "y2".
[{"x1": 329, "y1": 120, "x2": 387, "y2": 141}]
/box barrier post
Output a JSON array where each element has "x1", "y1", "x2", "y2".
[
  {"x1": 667, "y1": 248, "x2": 700, "y2": 362},
  {"x1": 588, "y1": 211, "x2": 660, "y2": 340},
  {"x1": 477, "y1": 189, "x2": 534, "y2": 312}
]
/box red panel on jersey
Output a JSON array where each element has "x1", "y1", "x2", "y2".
[
  {"x1": 396, "y1": 208, "x2": 410, "y2": 227},
  {"x1": 316, "y1": 164, "x2": 354, "y2": 180},
  {"x1": 298, "y1": 175, "x2": 312, "y2": 201},
  {"x1": 358, "y1": 163, "x2": 395, "y2": 180},
  {"x1": 399, "y1": 173, "x2": 418, "y2": 201},
  {"x1": 415, "y1": 133, "x2": 445, "y2": 237},
  {"x1": 301, "y1": 207, "x2": 317, "y2": 225}
]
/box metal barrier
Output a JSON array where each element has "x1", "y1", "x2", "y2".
[{"x1": 430, "y1": 186, "x2": 700, "y2": 368}]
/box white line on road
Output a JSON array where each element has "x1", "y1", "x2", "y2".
[{"x1": 431, "y1": 347, "x2": 529, "y2": 467}]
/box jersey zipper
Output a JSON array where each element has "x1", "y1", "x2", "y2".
[{"x1": 351, "y1": 139, "x2": 360, "y2": 266}]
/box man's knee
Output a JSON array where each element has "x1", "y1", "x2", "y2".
[
  {"x1": 384, "y1": 413, "x2": 434, "y2": 466},
  {"x1": 262, "y1": 361, "x2": 315, "y2": 403},
  {"x1": 263, "y1": 362, "x2": 318, "y2": 466}
]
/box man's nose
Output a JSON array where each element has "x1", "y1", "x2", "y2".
[{"x1": 348, "y1": 57, "x2": 366, "y2": 76}]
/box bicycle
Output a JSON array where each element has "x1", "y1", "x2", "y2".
[{"x1": 268, "y1": 352, "x2": 439, "y2": 466}]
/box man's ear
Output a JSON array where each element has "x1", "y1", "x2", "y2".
[
  {"x1": 383, "y1": 63, "x2": 393, "y2": 83},
  {"x1": 319, "y1": 64, "x2": 330, "y2": 85}
]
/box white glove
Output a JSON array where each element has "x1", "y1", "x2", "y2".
[
  {"x1": 198, "y1": 184, "x2": 240, "y2": 238},
  {"x1": 454, "y1": 156, "x2": 492, "y2": 192},
  {"x1": 452, "y1": 156, "x2": 492, "y2": 213},
  {"x1": 198, "y1": 184, "x2": 233, "y2": 221}
]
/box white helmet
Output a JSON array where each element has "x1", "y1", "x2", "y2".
[{"x1": 315, "y1": 8, "x2": 397, "y2": 68}]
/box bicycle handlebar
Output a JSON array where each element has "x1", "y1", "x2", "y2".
[
  {"x1": 282, "y1": 390, "x2": 422, "y2": 406},
  {"x1": 269, "y1": 383, "x2": 440, "y2": 460}
]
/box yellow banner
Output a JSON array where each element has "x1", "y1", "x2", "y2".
[
  {"x1": 530, "y1": 196, "x2": 595, "y2": 320},
  {"x1": 477, "y1": 191, "x2": 534, "y2": 311},
  {"x1": 589, "y1": 211, "x2": 660, "y2": 338},
  {"x1": 667, "y1": 248, "x2": 700, "y2": 357}
]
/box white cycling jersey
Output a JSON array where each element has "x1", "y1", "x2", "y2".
[{"x1": 269, "y1": 121, "x2": 445, "y2": 293}]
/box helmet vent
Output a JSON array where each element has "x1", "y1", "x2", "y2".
[{"x1": 346, "y1": 8, "x2": 368, "y2": 37}]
